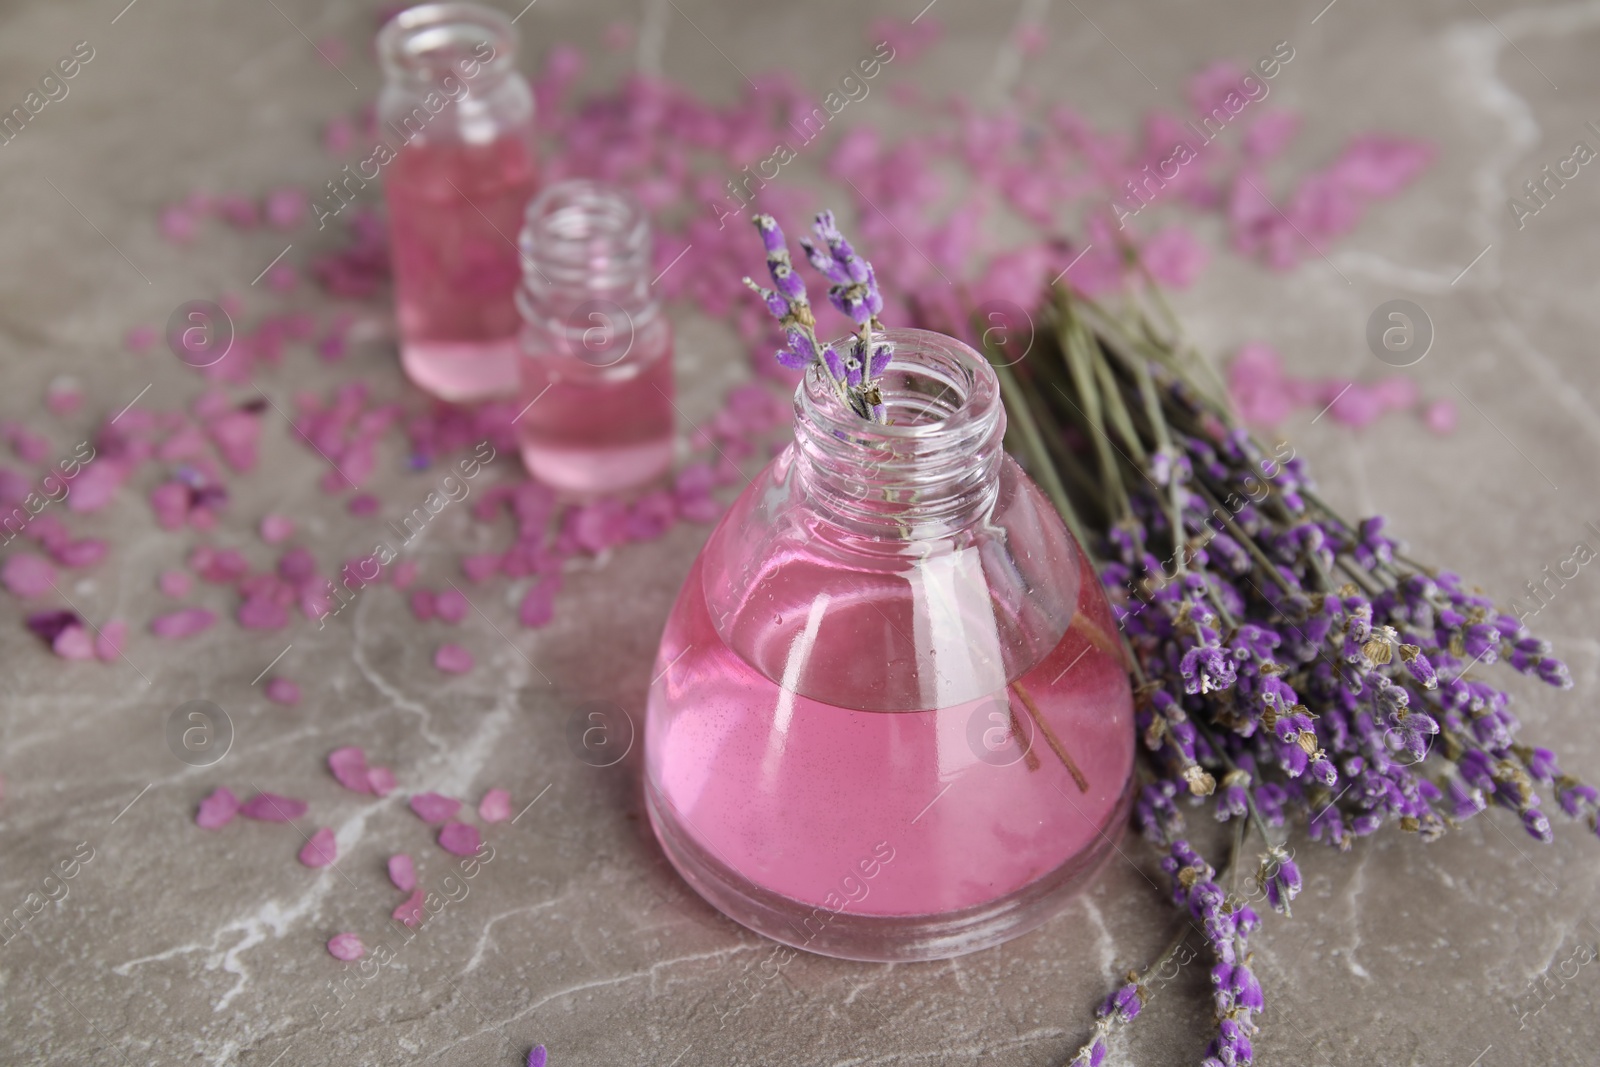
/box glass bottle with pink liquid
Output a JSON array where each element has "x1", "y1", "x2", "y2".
[
  {"x1": 645, "y1": 328, "x2": 1136, "y2": 961},
  {"x1": 377, "y1": 3, "x2": 539, "y2": 402},
  {"x1": 513, "y1": 180, "x2": 675, "y2": 492}
]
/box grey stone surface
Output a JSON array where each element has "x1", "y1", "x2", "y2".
[{"x1": 2, "y1": 0, "x2": 1599, "y2": 1064}]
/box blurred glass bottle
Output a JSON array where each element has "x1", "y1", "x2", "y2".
[
  {"x1": 377, "y1": 2, "x2": 539, "y2": 402},
  {"x1": 514, "y1": 180, "x2": 676, "y2": 493}
]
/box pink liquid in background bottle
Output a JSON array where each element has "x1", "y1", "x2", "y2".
[
  {"x1": 514, "y1": 180, "x2": 675, "y2": 493},
  {"x1": 377, "y1": 3, "x2": 539, "y2": 403},
  {"x1": 645, "y1": 328, "x2": 1136, "y2": 962},
  {"x1": 387, "y1": 137, "x2": 538, "y2": 400}
]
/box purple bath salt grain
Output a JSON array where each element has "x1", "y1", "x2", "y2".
[
  {"x1": 51, "y1": 538, "x2": 108, "y2": 568},
  {"x1": 299, "y1": 827, "x2": 338, "y2": 867},
  {"x1": 409, "y1": 792, "x2": 461, "y2": 823},
  {"x1": 53, "y1": 624, "x2": 95, "y2": 660},
  {"x1": 151, "y1": 608, "x2": 217, "y2": 639},
  {"x1": 366, "y1": 766, "x2": 396, "y2": 796},
  {"x1": 434, "y1": 588, "x2": 469, "y2": 624},
  {"x1": 159, "y1": 569, "x2": 193, "y2": 598},
  {"x1": 95, "y1": 620, "x2": 127, "y2": 662},
  {"x1": 327, "y1": 933, "x2": 364, "y2": 961},
  {"x1": 526, "y1": 1046, "x2": 548, "y2": 1067},
  {"x1": 2, "y1": 553, "x2": 57, "y2": 599},
  {"x1": 264, "y1": 678, "x2": 302, "y2": 706},
  {"x1": 409, "y1": 589, "x2": 437, "y2": 622},
  {"x1": 388, "y1": 853, "x2": 416, "y2": 892},
  {"x1": 461, "y1": 553, "x2": 500, "y2": 582},
  {"x1": 438, "y1": 821, "x2": 481, "y2": 856},
  {"x1": 260, "y1": 514, "x2": 295, "y2": 544},
  {"x1": 239, "y1": 792, "x2": 308, "y2": 822},
  {"x1": 328, "y1": 747, "x2": 372, "y2": 793},
  {"x1": 393, "y1": 888, "x2": 425, "y2": 927},
  {"x1": 347, "y1": 493, "x2": 380, "y2": 516},
  {"x1": 478, "y1": 788, "x2": 512, "y2": 823},
  {"x1": 25, "y1": 610, "x2": 81, "y2": 645},
  {"x1": 196, "y1": 786, "x2": 241, "y2": 829},
  {"x1": 238, "y1": 596, "x2": 290, "y2": 630},
  {"x1": 434, "y1": 643, "x2": 474, "y2": 674}
]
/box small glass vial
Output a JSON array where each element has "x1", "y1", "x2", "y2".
[
  {"x1": 644, "y1": 328, "x2": 1136, "y2": 961},
  {"x1": 514, "y1": 180, "x2": 676, "y2": 493},
  {"x1": 377, "y1": 3, "x2": 539, "y2": 402}
]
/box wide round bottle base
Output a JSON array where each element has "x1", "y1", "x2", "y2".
[{"x1": 646, "y1": 776, "x2": 1134, "y2": 962}]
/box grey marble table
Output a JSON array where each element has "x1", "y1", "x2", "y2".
[{"x1": 2, "y1": 0, "x2": 1599, "y2": 1064}]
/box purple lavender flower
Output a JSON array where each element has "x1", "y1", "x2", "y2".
[{"x1": 743, "y1": 211, "x2": 888, "y2": 423}]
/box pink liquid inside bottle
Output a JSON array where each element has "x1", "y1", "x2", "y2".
[
  {"x1": 378, "y1": 4, "x2": 539, "y2": 402},
  {"x1": 645, "y1": 329, "x2": 1136, "y2": 961},
  {"x1": 514, "y1": 181, "x2": 675, "y2": 493}
]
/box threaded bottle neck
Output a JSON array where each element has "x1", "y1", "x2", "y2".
[
  {"x1": 792, "y1": 328, "x2": 1006, "y2": 539},
  {"x1": 376, "y1": 2, "x2": 519, "y2": 91},
  {"x1": 516, "y1": 180, "x2": 659, "y2": 367}
]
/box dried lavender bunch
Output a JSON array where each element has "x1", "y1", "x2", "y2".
[
  {"x1": 743, "y1": 211, "x2": 890, "y2": 422},
  {"x1": 960, "y1": 281, "x2": 1593, "y2": 1066}
]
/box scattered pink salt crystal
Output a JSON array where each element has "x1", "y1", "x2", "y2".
[
  {"x1": 1327, "y1": 383, "x2": 1384, "y2": 429},
  {"x1": 217, "y1": 194, "x2": 258, "y2": 228},
  {"x1": 264, "y1": 677, "x2": 302, "y2": 706},
  {"x1": 124, "y1": 325, "x2": 158, "y2": 353},
  {"x1": 239, "y1": 792, "x2": 307, "y2": 822},
  {"x1": 391, "y1": 559, "x2": 419, "y2": 590},
  {"x1": 265, "y1": 263, "x2": 299, "y2": 293},
  {"x1": 64, "y1": 461, "x2": 121, "y2": 512},
  {"x1": 409, "y1": 589, "x2": 436, "y2": 622},
  {"x1": 347, "y1": 493, "x2": 380, "y2": 516},
  {"x1": 438, "y1": 821, "x2": 481, "y2": 856},
  {"x1": 2, "y1": 553, "x2": 57, "y2": 599},
  {"x1": 159, "y1": 205, "x2": 198, "y2": 244},
  {"x1": 366, "y1": 766, "x2": 396, "y2": 796},
  {"x1": 52, "y1": 538, "x2": 108, "y2": 568},
  {"x1": 461, "y1": 553, "x2": 500, "y2": 582},
  {"x1": 434, "y1": 587, "x2": 468, "y2": 624},
  {"x1": 151, "y1": 482, "x2": 190, "y2": 529},
  {"x1": 299, "y1": 827, "x2": 338, "y2": 867},
  {"x1": 327, "y1": 933, "x2": 364, "y2": 961},
  {"x1": 323, "y1": 116, "x2": 353, "y2": 155},
  {"x1": 1140, "y1": 226, "x2": 1209, "y2": 289},
  {"x1": 388, "y1": 853, "x2": 416, "y2": 891},
  {"x1": 478, "y1": 788, "x2": 512, "y2": 823},
  {"x1": 265, "y1": 187, "x2": 307, "y2": 229},
  {"x1": 260, "y1": 514, "x2": 295, "y2": 544},
  {"x1": 152, "y1": 608, "x2": 217, "y2": 639},
  {"x1": 328, "y1": 746, "x2": 372, "y2": 794},
  {"x1": 238, "y1": 596, "x2": 290, "y2": 630},
  {"x1": 527, "y1": 1046, "x2": 547, "y2": 1067},
  {"x1": 393, "y1": 887, "x2": 425, "y2": 927},
  {"x1": 95, "y1": 619, "x2": 127, "y2": 662},
  {"x1": 159, "y1": 569, "x2": 193, "y2": 598},
  {"x1": 434, "y1": 643, "x2": 474, "y2": 674},
  {"x1": 45, "y1": 376, "x2": 83, "y2": 416},
  {"x1": 53, "y1": 624, "x2": 95, "y2": 660},
  {"x1": 1370, "y1": 376, "x2": 1420, "y2": 412},
  {"x1": 518, "y1": 576, "x2": 558, "y2": 628},
  {"x1": 409, "y1": 792, "x2": 461, "y2": 823},
  {"x1": 196, "y1": 786, "x2": 241, "y2": 829},
  {"x1": 1423, "y1": 397, "x2": 1458, "y2": 435}
]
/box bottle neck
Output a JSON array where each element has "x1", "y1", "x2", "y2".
[
  {"x1": 377, "y1": 2, "x2": 521, "y2": 95},
  {"x1": 792, "y1": 328, "x2": 1006, "y2": 540},
  {"x1": 516, "y1": 180, "x2": 659, "y2": 367}
]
